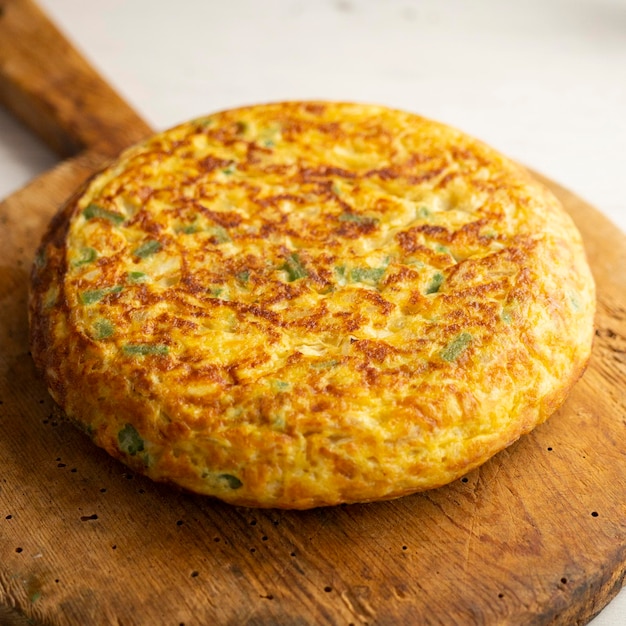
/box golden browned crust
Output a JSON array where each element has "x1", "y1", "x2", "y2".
[{"x1": 29, "y1": 102, "x2": 595, "y2": 508}]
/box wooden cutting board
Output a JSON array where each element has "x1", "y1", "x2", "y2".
[{"x1": 1, "y1": 1, "x2": 625, "y2": 624}]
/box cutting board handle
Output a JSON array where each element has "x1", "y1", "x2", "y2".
[{"x1": 0, "y1": 0, "x2": 152, "y2": 158}]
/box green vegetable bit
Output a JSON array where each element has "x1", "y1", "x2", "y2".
[
  {"x1": 175, "y1": 215, "x2": 199, "y2": 234},
  {"x1": 281, "y1": 253, "x2": 307, "y2": 281},
  {"x1": 338, "y1": 212, "x2": 378, "y2": 225},
  {"x1": 83, "y1": 203, "x2": 125, "y2": 225},
  {"x1": 350, "y1": 266, "x2": 386, "y2": 285},
  {"x1": 501, "y1": 308, "x2": 513, "y2": 324},
  {"x1": 210, "y1": 226, "x2": 231, "y2": 244},
  {"x1": 128, "y1": 271, "x2": 147, "y2": 283},
  {"x1": 118, "y1": 424, "x2": 144, "y2": 456},
  {"x1": 272, "y1": 414, "x2": 287, "y2": 431},
  {"x1": 73, "y1": 247, "x2": 97, "y2": 267},
  {"x1": 219, "y1": 474, "x2": 243, "y2": 490},
  {"x1": 440, "y1": 333, "x2": 473, "y2": 362},
  {"x1": 311, "y1": 359, "x2": 339, "y2": 370},
  {"x1": 132, "y1": 240, "x2": 162, "y2": 258},
  {"x1": 425, "y1": 272, "x2": 444, "y2": 294},
  {"x1": 122, "y1": 343, "x2": 169, "y2": 356},
  {"x1": 416, "y1": 206, "x2": 432, "y2": 219},
  {"x1": 80, "y1": 285, "x2": 123, "y2": 305},
  {"x1": 93, "y1": 318, "x2": 114, "y2": 340},
  {"x1": 236, "y1": 270, "x2": 250, "y2": 285},
  {"x1": 568, "y1": 291, "x2": 581, "y2": 311}
]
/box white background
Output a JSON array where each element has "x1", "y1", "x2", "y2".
[{"x1": 1, "y1": 1, "x2": 624, "y2": 623}]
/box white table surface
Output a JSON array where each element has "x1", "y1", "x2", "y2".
[{"x1": 1, "y1": 0, "x2": 624, "y2": 623}]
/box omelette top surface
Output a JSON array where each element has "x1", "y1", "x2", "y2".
[{"x1": 29, "y1": 102, "x2": 595, "y2": 508}]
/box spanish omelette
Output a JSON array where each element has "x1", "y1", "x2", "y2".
[{"x1": 29, "y1": 102, "x2": 595, "y2": 509}]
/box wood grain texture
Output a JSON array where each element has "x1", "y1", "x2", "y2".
[
  {"x1": 0, "y1": 0, "x2": 151, "y2": 157},
  {"x1": 0, "y1": 1, "x2": 625, "y2": 624}
]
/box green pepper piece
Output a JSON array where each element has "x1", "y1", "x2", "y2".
[
  {"x1": 219, "y1": 474, "x2": 243, "y2": 489},
  {"x1": 122, "y1": 343, "x2": 169, "y2": 356},
  {"x1": 93, "y1": 319, "x2": 114, "y2": 340},
  {"x1": 73, "y1": 247, "x2": 97, "y2": 267},
  {"x1": 80, "y1": 285, "x2": 123, "y2": 305},
  {"x1": 128, "y1": 271, "x2": 147, "y2": 283},
  {"x1": 83, "y1": 203, "x2": 125, "y2": 225},
  {"x1": 133, "y1": 240, "x2": 162, "y2": 258},
  {"x1": 210, "y1": 226, "x2": 231, "y2": 244},
  {"x1": 338, "y1": 212, "x2": 378, "y2": 225},
  {"x1": 311, "y1": 359, "x2": 339, "y2": 369},
  {"x1": 118, "y1": 424, "x2": 144, "y2": 456},
  {"x1": 440, "y1": 333, "x2": 473, "y2": 362},
  {"x1": 350, "y1": 266, "x2": 386, "y2": 285},
  {"x1": 426, "y1": 272, "x2": 444, "y2": 294},
  {"x1": 281, "y1": 253, "x2": 307, "y2": 281},
  {"x1": 237, "y1": 270, "x2": 250, "y2": 285}
]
